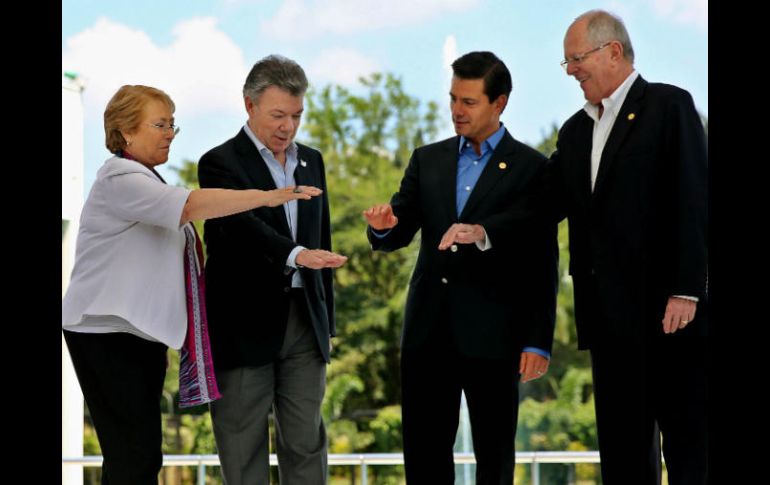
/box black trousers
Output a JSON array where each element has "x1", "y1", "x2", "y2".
[
  {"x1": 590, "y1": 336, "x2": 708, "y2": 485},
  {"x1": 63, "y1": 330, "x2": 168, "y2": 485},
  {"x1": 401, "y1": 328, "x2": 519, "y2": 485}
]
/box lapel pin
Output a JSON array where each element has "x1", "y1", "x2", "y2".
[
  {"x1": 627, "y1": 113, "x2": 636, "y2": 121},
  {"x1": 300, "y1": 159, "x2": 307, "y2": 167},
  {"x1": 498, "y1": 162, "x2": 507, "y2": 170}
]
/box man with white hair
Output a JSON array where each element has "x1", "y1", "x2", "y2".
[{"x1": 544, "y1": 10, "x2": 708, "y2": 485}]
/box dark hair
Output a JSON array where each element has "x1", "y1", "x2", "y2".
[
  {"x1": 451, "y1": 51, "x2": 512, "y2": 104},
  {"x1": 243, "y1": 54, "x2": 308, "y2": 102}
]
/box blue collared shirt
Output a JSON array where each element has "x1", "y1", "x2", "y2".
[
  {"x1": 243, "y1": 123, "x2": 305, "y2": 288},
  {"x1": 456, "y1": 124, "x2": 506, "y2": 216}
]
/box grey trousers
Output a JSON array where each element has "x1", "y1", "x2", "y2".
[{"x1": 211, "y1": 293, "x2": 328, "y2": 485}]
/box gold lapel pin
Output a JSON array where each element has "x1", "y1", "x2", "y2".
[
  {"x1": 498, "y1": 162, "x2": 507, "y2": 170},
  {"x1": 627, "y1": 113, "x2": 636, "y2": 121}
]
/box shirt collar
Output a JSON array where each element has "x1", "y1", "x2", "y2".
[
  {"x1": 458, "y1": 123, "x2": 507, "y2": 155},
  {"x1": 583, "y1": 70, "x2": 639, "y2": 122},
  {"x1": 243, "y1": 122, "x2": 298, "y2": 159}
]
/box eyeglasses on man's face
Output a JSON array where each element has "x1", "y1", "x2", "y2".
[
  {"x1": 148, "y1": 122, "x2": 180, "y2": 135},
  {"x1": 560, "y1": 42, "x2": 611, "y2": 71}
]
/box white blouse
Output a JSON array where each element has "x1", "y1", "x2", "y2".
[{"x1": 62, "y1": 156, "x2": 192, "y2": 349}]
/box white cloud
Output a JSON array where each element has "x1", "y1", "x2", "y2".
[
  {"x1": 262, "y1": 0, "x2": 479, "y2": 40},
  {"x1": 438, "y1": 34, "x2": 458, "y2": 140},
  {"x1": 62, "y1": 17, "x2": 249, "y2": 123},
  {"x1": 442, "y1": 34, "x2": 458, "y2": 74},
  {"x1": 306, "y1": 47, "x2": 381, "y2": 86},
  {"x1": 653, "y1": 0, "x2": 707, "y2": 32}
]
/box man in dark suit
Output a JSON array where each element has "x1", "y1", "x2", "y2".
[
  {"x1": 198, "y1": 55, "x2": 347, "y2": 484},
  {"x1": 544, "y1": 10, "x2": 708, "y2": 485},
  {"x1": 363, "y1": 51, "x2": 558, "y2": 484}
]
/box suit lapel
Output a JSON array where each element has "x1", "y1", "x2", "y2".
[
  {"x1": 438, "y1": 138, "x2": 460, "y2": 222},
  {"x1": 293, "y1": 146, "x2": 314, "y2": 246},
  {"x1": 573, "y1": 114, "x2": 594, "y2": 205},
  {"x1": 593, "y1": 76, "x2": 647, "y2": 195},
  {"x1": 459, "y1": 131, "x2": 518, "y2": 220},
  {"x1": 233, "y1": 129, "x2": 292, "y2": 237}
]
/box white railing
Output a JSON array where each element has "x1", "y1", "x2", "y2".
[{"x1": 63, "y1": 451, "x2": 600, "y2": 485}]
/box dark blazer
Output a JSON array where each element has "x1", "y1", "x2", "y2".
[
  {"x1": 369, "y1": 129, "x2": 558, "y2": 359},
  {"x1": 545, "y1": 76, "x2": 708, "y2": 349},
  {"x1": 198, "y1": 128, "x2": 335, "y2": 371}
]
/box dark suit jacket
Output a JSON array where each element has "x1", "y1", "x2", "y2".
[
  {"x1": 198, "y1": 128, "x2": 335, "y2": 371},
  {"x1": 545, "y1": 76, "x2": 708, "y2": 349},
  {"x1": 369, "y1": 130, "x2": 558, "y2": 359}
]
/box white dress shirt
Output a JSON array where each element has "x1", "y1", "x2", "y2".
[{"x1": 583, "y1": 70, "x2": 639, "y2": 191}]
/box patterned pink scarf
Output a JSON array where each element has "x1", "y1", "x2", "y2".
[{"x1": 178, "y1": 223, "x2": 222, "y2": 407}]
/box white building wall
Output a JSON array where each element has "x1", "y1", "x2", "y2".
[{"x1": 62, "y1": 72, "x2": 85, "y2": 485}]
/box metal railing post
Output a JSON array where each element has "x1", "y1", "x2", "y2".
[
  {"x1": 198, "y1": 459, "x2": 206, "y2": 484},
  {"x1": 532, "y1": 460, "x2": 540, "y2": 485},
  {"x1": 361, "y1": 460, "x2": 368, "y2": 485}
]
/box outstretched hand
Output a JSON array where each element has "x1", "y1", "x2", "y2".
[
  {"x1": 296, "y1": 249, "x2": 348, "y2": 269},
  {"x1": 363, "y1": 204, "x2": 399, "y2": 231},
  {"x1": 438, "y1": 223, "x2": 486, "y2": 250},
  {"x1": 266, "y1": 186, "x2": 323, "y2": 207}
]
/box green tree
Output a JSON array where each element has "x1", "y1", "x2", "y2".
[
  {"x1": 519, "y1": 124, "x2": 592, "y2": 403},
  {"x1": 303, "y1": 73, "x2": 439, "y2": 483},
  {"x1": 511, "y1": 124, "x2": 599, "y2": 484}
]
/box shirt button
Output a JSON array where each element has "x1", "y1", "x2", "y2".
[
  {"x1": 283, "y1": 287, "x2": 291, "y2": 293},
  {"x1": 441, "y1": 277, "x2": 448, "y2": 284},
  {"x1": 473, "y1": 161, "x2": 479, "y2": 165},
  {"x1": 465, "y1": 186, "x2": 471, "y2": 191},
  {"x1": 450, "y1": 244, "x2": 458, "y2": 252}
]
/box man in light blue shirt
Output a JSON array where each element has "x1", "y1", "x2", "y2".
[{"x1": 199, "y1": 55, "x2": 347, "y2": 485}]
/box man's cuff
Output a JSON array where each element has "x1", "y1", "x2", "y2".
[
  {"x1": 475, "y1": 226, "x2": 492, "y2": 251},
  {"x1": 522, "y1": 346, "x2": 550, "y2": 360},
  {"x1": 286, "y1": 246, "x2": 307, "y2": 268},
  {"x1": 673, "y1": 295, "x2": 699, "y2": 302},
  {"x1": 370, "y1": 227, "x2": 392, "y2": 239}
]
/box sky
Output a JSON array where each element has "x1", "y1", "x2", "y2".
[{"x1": 62, "y1": 0, "x2": 707, "y2": 192}]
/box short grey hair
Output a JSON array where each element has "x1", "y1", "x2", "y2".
[
  {"x1": 243, "y1": 54, "x2": 309, "y2": 102},
  {"x1": 577, "y1": 10, "x2": 635, "y2": 64}
]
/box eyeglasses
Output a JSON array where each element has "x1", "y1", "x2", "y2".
[
  {"x1": 148, "y1": 122, "x2": 180, "y2": 135},
  {"x1": 560, "y1": 42, "x2": 611, "y2": 71}
]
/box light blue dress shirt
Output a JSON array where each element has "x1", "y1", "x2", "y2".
[
  {"x1": 456, "y1": 124, "x2": 505, "y2": 215},
  {"x1": 243, "y1": 123, "x2": 305, "y2": 288}
]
